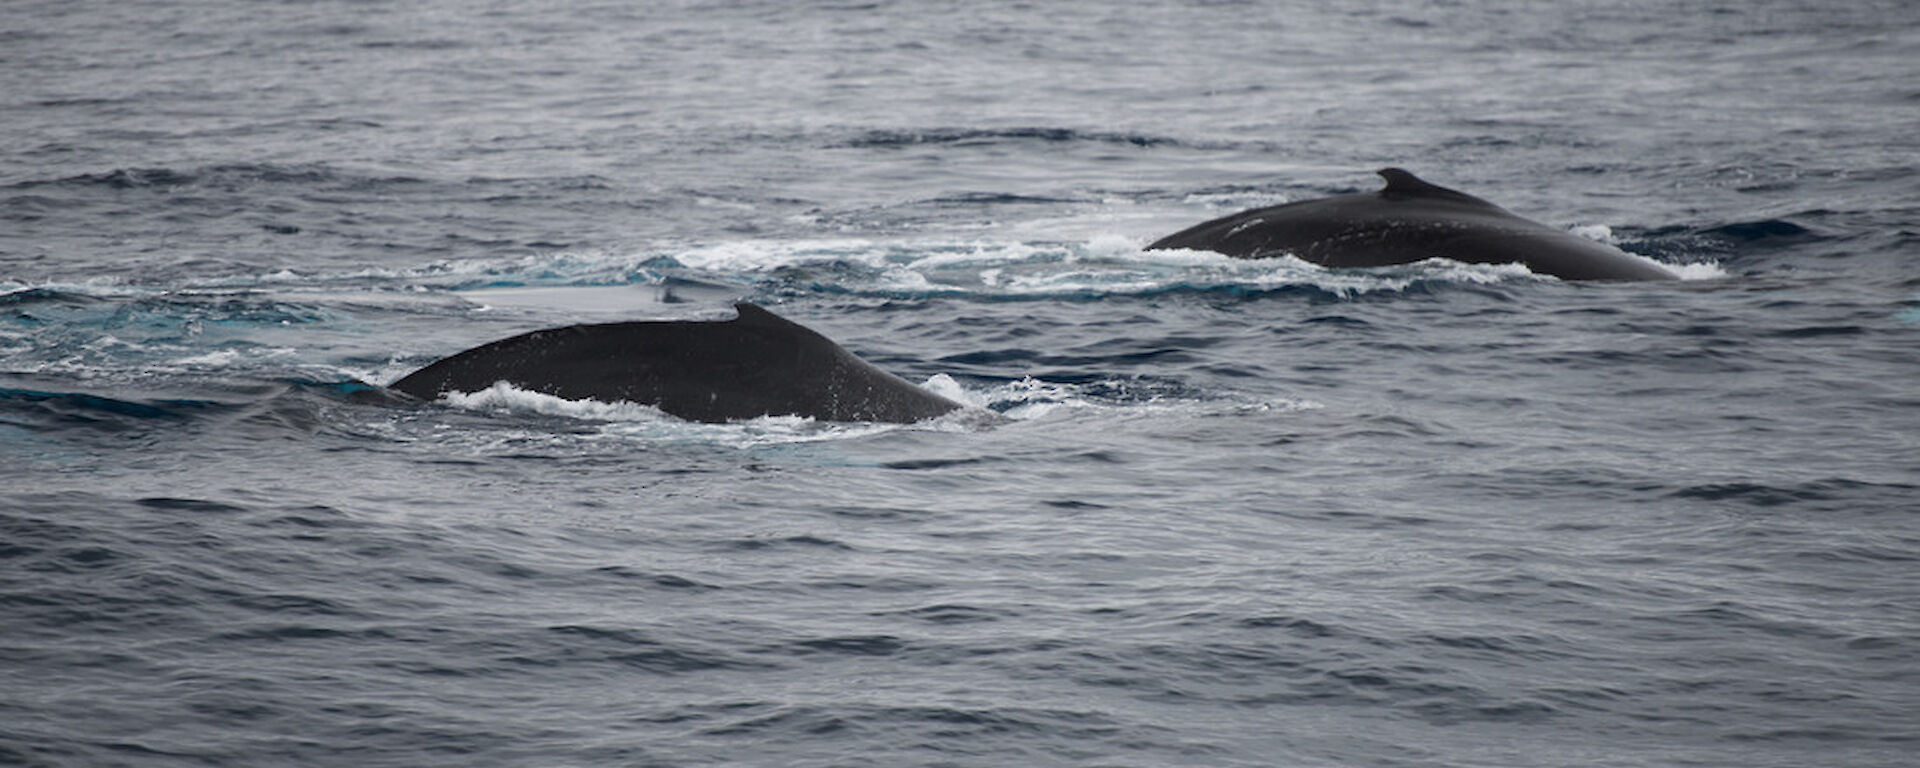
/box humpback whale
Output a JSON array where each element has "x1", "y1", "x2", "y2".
[
  {"x1": 1148, "y1": 168, "x2": 1677, "y2": 281},
  {"x1": 391, "y1": 303, "x2": 963, "y2": 423}
]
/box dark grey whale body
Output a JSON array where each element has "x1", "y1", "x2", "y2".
[
  {"x1": 1148, "y1": 168, "x2": 1677, "y2": 281},
  {"x1": 391, "y1": 303, "x2": 962, "y2": 423}
]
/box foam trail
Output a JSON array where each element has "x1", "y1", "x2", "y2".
[{"x1": 440, "y1": 381, "x2": 670, "y2": 422}]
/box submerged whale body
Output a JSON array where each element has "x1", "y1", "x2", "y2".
[
  {"x1": 390, "y1": 303, "x2": 962, "y2": 423},
  {"x1": 1148, "y1": 168, "x2": 1677, "y2": 281}
]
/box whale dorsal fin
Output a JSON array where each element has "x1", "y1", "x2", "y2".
[
  {"x1": 732, "y1": 302, "x2": 781, "y2": 325},
  {"x1": 731, "y1": 301, "x2": 827, "y2": 342},
  {"x1": 1375, "y1": 168, "x2": 1495, "y2": 207}
]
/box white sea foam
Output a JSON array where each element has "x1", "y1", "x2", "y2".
[
  {"x1": 920, "y1": 373, "x2": 971, "y2": 404},
  {"x1": 1082, "y1": 232, "x2": 1145, "y2": 258},
  {"x1": 430, "y1": 380, "x2": 999, "y2": 446},
  {"x1": 439, "y1": 381, "x2": 670, "y2": 422},
  {"x1": 1566, "y1": 224, "x2": 1724, "y2": 280},
  {"x1": 1405, "y1": 258, "x2": 1543, "y2": 284},
  {"x1": 670, "y1": 239, "x2": 894, "y2": 272},
  {"x1": 979, "y1": 377, "x2": 1088, "y2": 420},
  {"x1": 173, "y1": 347, "x2": 297, "y2": 369},
  {"x1": 1569, "y1": 223, "x2": 1618, "y2": 243},
  {"x1": 958, "y1": 375, "x2": 1318, "y2": 422},
  {"x1": 1670, "y1": 260, "x2": 1729, "y2": 280}
]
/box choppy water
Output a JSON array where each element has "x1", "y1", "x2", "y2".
[{"x1": 4, "y1": 1, "x2": 1917, "y2": 766}]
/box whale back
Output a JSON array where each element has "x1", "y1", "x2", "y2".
[
  {"x1": 1146, "y1": 169, "x2": 1676, "y2": 280},
  {"x1": 390, "y1": 303, "x2": 962, "y2": 423}
]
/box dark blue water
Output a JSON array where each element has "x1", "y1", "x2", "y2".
[{"x1": 4, "y1": 1, "x2": 1917, "y2": 766}]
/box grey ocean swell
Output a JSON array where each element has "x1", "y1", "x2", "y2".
[{"x1": 5, "y1": 1, "x2": 1920, "y2": 767}]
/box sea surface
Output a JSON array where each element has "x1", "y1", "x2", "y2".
[{"x1": 3, "y1": 1, "x2": 1917, "y2": 766}]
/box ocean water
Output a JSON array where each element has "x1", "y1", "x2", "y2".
[{"x1": 3, "y1": 1, "x2": 1917, "y2": 766}]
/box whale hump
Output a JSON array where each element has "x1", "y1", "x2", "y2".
[
  {"x1": 390, "y1": 302, "x2": 963, "y2": 423},
  {"x1": 1146, "y1": 169, "x2": 1677, "y2": 280}
]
